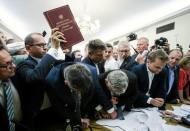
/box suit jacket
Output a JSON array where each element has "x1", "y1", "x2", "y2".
[
  {"x1": 0, "y1": 79, "x2": 28, "y2": 131},
  {"x1": 15, "y1": 54, "x2": 57, "y2": 128},
  {"x1": 132, "y1": 64, "x2": 167, "y2": 107},
  {"x1": 165, "y1": 65, "x2": 179, "y2": 103},
  {"x1": 120, "y1": 56, "x2": 137, "y2": 71},
  {"x1": 82, "y1": 56, "x2": 105, "y2": 74},
  {"x1": 99, "y1": 69, "x2": 139, "y2": 110},
  {"x1": 0, "y1": 104, "x2": 9, "y2": 131},
  {"x1": 45, "y1": 62, "x2": 113, "y2": 122}
]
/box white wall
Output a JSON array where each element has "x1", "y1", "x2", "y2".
[
  {"x1": 0, "y1": 20, "x2": 22, "y2": 41},
  {"x1": 108, "y1": 10, "x2": 190, "y2": 53}
]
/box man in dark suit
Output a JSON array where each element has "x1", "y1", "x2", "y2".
[
  {"x1": 132, "y1": 49, "x2": 169, "y2": 108},
  {"x1": 45, "y1": 62, "x2": 117, "y2": 130},
  {"x1": 82, "y1": 39, "x2": 106, "y2": 74},
  {"x1": 117, "y1": 41, "x2": 137, "y2": 71},
  {"x1": 15, "y1": 28, "x2": 66, "y2": 130},
  {"x1": 99, "y1": 69, "x2": 139, "y2": 111},
  {"x1": 0, "y1": 45, "x2": 22, "y2": 131},
  {"x1": 165, "y1": 49, "x2": 182, "y2": 103}
]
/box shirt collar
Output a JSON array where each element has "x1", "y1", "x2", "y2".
[
  {"x1": 167, "y1": 65, "x2": 177, "y2": 70},
  {"x1": 146, "y1": 64, "x2": 155, "y2": 75},
  {"x1": 31, "y1": 56, "x2": 41, "y2": 63}
]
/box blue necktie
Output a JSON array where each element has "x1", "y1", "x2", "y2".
[{"x1": 3, "y1": 82, "x2": 15, "y2": 131}]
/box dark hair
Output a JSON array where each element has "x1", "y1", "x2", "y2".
[
  {"x1": 105, "y1": 43, "x2": 113, "y2": 49},
  {"x1": 0, "y1": 44, "x2": 8, "y2": 51},
  {"x1": 0, "y1": 44, "x2": 5, "y2": 51},
  {"x1": 6, "y1": 39, "x2": 15, "y2": 44},
  {"x1": 24, "y1": 33, "x2": 42, "y2": 46},
  {"x1": 88, "y1": 39, "x2": 106, "y2": 54},
  {"x1": 147, "y1": 49, "x2": 169, "y2": 63}
]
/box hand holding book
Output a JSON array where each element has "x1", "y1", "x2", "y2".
[{"x1": 51, "y1": 28, "x2": 66, "y2": 49}]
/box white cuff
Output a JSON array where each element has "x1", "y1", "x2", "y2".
[
  {"x1": 107, "y1": 107, "x2": 115, "y2": 114},
  {"x1": 47, "y1": 47, "x2": 65, "y2": 60},
  {"x1": 147, "y1": 97, "x2": 153, "y2": 104},
  {"x1": 95, "y1": 105, "x2": 102, "y2": 111}
]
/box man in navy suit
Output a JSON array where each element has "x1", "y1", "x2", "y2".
[
  {"x1": 82, "y1": 39, "x2": 106, "y2": 74},
  {"x1": 99, "y1": 69, "x2": 138, "y2": 111},
  {"x1": 15, "y1": 28, "x2": 66, "y2": 130},
  {"x1": 132, "y1": 49, "x2": 169, "y2": 108},
  {"x1": 45, "y1": 62, "x2": 117, "y2": 130},
  {"x1": 165, "y1": 49, "x2": 182, "y2": 103}
]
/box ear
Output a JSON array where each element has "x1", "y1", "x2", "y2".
[
  {"x1": 64, "y1": 80, "x2": 69, "y2": 85},
  {"x1": 105, "y1": 78, "x2": 108, "y2": 84},
  {"x1": 25, "y1": 45, "x2": 31, "y2": 51},
  {"x1": 147, "y1": 59, "x2": 150, "y2": 64},
  {"x1": 105, "y1": 78, "x2": 110, "y2": 90}
]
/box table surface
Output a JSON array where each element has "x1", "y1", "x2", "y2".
[{"x1": 86, "y1": 104, "x2": 190, "y2": 131}]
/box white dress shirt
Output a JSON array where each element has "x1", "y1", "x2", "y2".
[
  {"x1": 146, "y1": 65, "x2": 155, "y2": 104},
  {"x1": 104, "y1": 57, "x2": 120, "y2": 72}
]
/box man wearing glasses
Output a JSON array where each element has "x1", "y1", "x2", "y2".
[
  {"x1": 0, "y1": 45, "x2": 22, "y2": 131},
  {"x1": 117, "y1": 41, "x2": 137, "y2": 71},
  {"x1": 15, "y1": 28, "x2": 66, "y2": 130}
]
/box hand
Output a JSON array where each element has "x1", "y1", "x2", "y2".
[
  {"x1": 150, "y1": 98, "x2": 164, "y2": 107},
  {"x1": 135, "y1": 54, "x2": 145, "y2": 64},
  {"x1": 94, "y1": 109, "x2": 111, "y2": 119},
  {"x1": 187, "y1": 97, "x2": 190, "y2": 101},
  {"x1": 109, "y1": 110, "x2": 117, "y2": 119},
  {"x1": 51, "y1": 28, "x2": 66, "y2": 49},
  {"x1": 81, "y1": 118, "x2": 90, "y2": 129},
  {"x1": 181, "y1": 99, "x2": 190, "y2": 105}
]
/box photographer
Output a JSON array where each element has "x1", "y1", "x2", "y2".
[{"x1": 154, "y1": 37, "x2": 170, "y2": 54}]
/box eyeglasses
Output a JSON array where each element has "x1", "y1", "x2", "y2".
[
  {"x1": 29, "y1": 43, "x2": 47, "y2": 48},
  {"x1": 105, "y1": 51, "x2": 112, "y2": 53},
  {"x1": 119, "y1": 50, "x2": 130, "y2": 53},
  {"x1": 0, "y1": 60, "x2": 15, "y2": 69}
]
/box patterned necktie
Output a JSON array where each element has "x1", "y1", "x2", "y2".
[{"x1": 2, "y1": 81, "x2": 15, "y2": 131}]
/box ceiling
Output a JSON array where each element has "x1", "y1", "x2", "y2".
[{"x1": 0, "y1": 0, "x2": 190, "y2": 43}]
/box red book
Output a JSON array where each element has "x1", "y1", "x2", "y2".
[{"x1": 43, "y1": 5, "x2": 84, "y2": 49}]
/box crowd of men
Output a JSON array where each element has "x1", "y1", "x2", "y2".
[{"x1": 1, "y1": 29, "x2": 190, "y2": 131}]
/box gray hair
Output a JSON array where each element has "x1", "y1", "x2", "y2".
[
  {"x1": 138, "y1": 37, "x2": 149, "y2": 45},
  {"x1": 117, "y1": 41, "x2": 129, "y2": 49},
  {"x1": 106, "y1": 70, "x2": 129, "y2": 96},
  {"x1": 63, "y1": 63, "x2": 92, "y2": 93}
]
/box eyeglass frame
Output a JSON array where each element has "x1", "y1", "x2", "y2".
[
  {"x1": 0, "y1": 59, "x2": 15, "y2": 69},
  {"x1": 29, "y1": 43, "x2": 47, "y2": 48},
  {"x1": 118, "y1": 49, "x2": 130, "y2": 53}
]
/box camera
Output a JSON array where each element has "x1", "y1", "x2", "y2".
[
  {"x1": 155, "y1": 37, "x2": 168, "y2": 46},
  {"x1": 127, "y1": 33, "x2": 137, "y2": 41},
  {"x1": 176, "y1": 44, "x2": 183, "y2": 52}
]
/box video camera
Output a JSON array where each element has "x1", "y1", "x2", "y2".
[
  {"x1": 155, "y1": 37, "x2": 168, "y2": 46},
  {"x1": 127, "y1": 33, "x2": 137, "y2": 42}
]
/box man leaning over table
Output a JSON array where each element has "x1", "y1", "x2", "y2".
[{"x1": 132, "y1": 49, "x2": 169, "y2": 108}]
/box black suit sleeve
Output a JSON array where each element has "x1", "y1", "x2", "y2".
[
  {"x1": 16, "y1": 54, "x2": 56, "y2": 82},
  {"x1": 118, "y1": 70, "x2": 139, "y2": 110}
]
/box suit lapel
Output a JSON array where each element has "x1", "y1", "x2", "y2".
[{"x1": 142, "y1": 64, "x2": 150, "y2": 93}]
